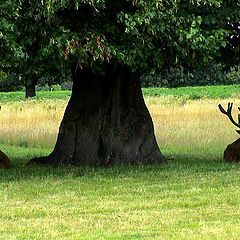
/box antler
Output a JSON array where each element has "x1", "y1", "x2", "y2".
[{"x1": 218, "y1": 102, "x2": 240, "y2": 134}]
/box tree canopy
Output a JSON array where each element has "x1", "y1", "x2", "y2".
[{"x1": 1, "y1": 0, "x2": 239, "y2": 78}]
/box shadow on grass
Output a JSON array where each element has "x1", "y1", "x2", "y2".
[{"x1": 1, "y1": 151, "x2": 239, "y2": 184}]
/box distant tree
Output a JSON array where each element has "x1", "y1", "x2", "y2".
[
  {"x1": 0, "y1": 0, "x2": 239, "y2": 166},
  {"x1": 0, "y1": 0, "x2": 68, "y2": 97}
]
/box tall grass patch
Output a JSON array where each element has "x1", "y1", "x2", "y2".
[
  {"x1": 147, "y1": 97, "x2": 240, "y2": 159},
  {"x1": 0, "y1": 99, "x2": 66, "y2": 148},
  {"x1": 0, "y1": 94, "x2": 238, "y2": 159}
]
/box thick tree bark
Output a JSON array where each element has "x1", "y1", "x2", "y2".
[
  {"x1": 25, "y1": 81, "x2": 36, "y2": 98},
  {"x1": 29, "y1": 65, "x2": 164, "y2": 166}
]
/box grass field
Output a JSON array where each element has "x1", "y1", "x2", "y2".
[
  {"x1": 1, "y1": 84, "x2": 240, "y2": 103},
  {"x1": 1, "y1": 85, "x2": 240, "y2": 239}
]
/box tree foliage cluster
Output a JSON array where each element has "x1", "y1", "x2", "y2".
[{"x1": 0, "y1": 0, "x2": 239, "y2": 78}]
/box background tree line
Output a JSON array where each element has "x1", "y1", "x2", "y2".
[
  {"x1": 1, "y1": 62, "x2": 240, "y2": 92},
  {"x1": 0, "y1": 1, "x2": 239, "y2": 95}
]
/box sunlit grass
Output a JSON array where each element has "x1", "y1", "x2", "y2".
[
  {"x1": 0, "y1": 95, "x2": 238, "y2": 155},
  {"x1": 147, "y1": 97, "x2": 240, "y2": 158},
  {"x1": 1, "y1": 149, "x2": 240, "y2": 239},
  {"x1": 0, "y1": 99, "x2": 66, "y2": 148}
]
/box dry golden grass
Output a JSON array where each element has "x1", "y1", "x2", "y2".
[
  {"x1": 147, "y1": 97, "x2": 240, "y2": 155},
  {"x1": 0, "y1": 99, "x2": 66, "y2": 147},
  {"x1": 0, "y1": 97, "x2": 239, "y2": 153}
]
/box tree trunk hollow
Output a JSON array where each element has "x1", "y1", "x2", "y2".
[{"x1": 30, "y1": 66, "x2": 164, "y2": 166}]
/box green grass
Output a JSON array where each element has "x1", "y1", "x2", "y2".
[
  {"x1": 1, "y1": 86, "x2": 240, "y2": 239},
  {"x1": 1, "y1": 145, "x2": 240, "y2": 239},
  {"x1": 143, "y1": 84, "x2": 240, "y2": 99},
  {"x1": 0, "y1": 90, "x2": 71, "y2": 103},
  {"x1": 1, "y1": 84, "x2": 240, "y2": 103}
]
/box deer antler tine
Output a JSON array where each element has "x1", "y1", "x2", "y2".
[
  {"x1": 228, "y1": 102, "x2": 233, "y2": 113},
  {"x1": 227, "y1": 103, "x2": 234, "y2": 115},
  {"x1": 218, "y1": 104, "x2": 227, "y2": 114}
]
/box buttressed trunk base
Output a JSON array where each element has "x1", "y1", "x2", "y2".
[{"x1": 30, "y1": 66, "x2": 164, "y2": 166}]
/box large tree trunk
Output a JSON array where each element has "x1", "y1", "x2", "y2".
[
  {"x1": 29, "y1": 65, "x2": 164, "y2": 166},
  {"x1": 25, "y1": 81, "x2": 36, "y2": 98}
]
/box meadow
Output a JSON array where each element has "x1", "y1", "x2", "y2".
[{"x1": 1, "y1": 85, "x2": 240, "y2": 239}]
